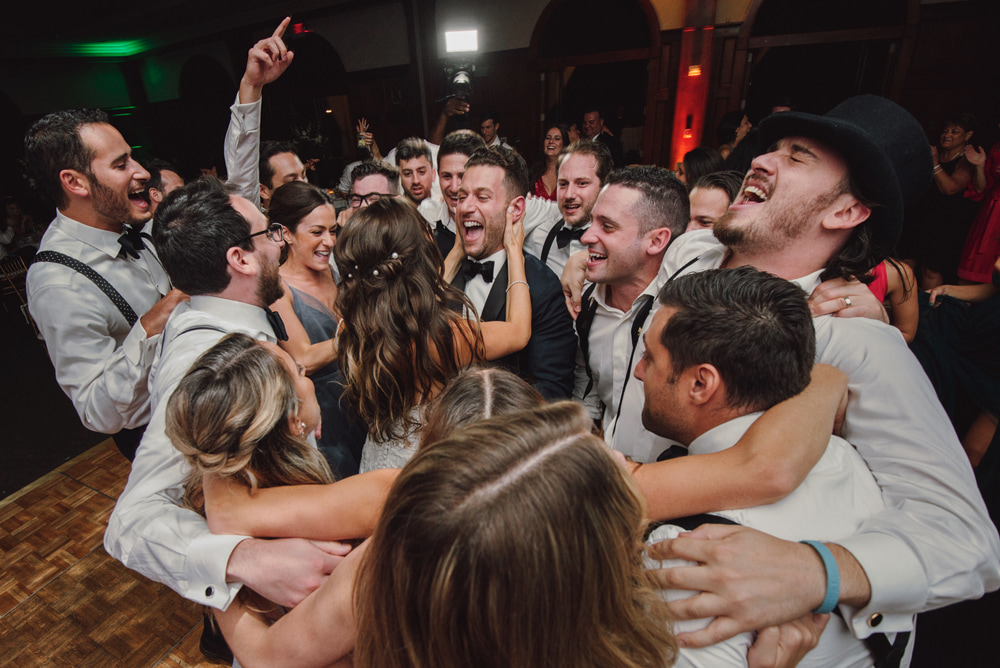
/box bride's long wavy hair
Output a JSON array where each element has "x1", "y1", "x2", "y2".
[{"x1": 334, "y1": 197, "x2": 481, "y2": 442}]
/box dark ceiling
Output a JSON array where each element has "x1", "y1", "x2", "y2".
[{"x1": 1, "y1": 0, "x2": 364, "y2": 60}]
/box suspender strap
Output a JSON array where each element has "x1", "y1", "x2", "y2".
[
  {"x1": 574, "y1": 283, "x2": 599, "y2": 397},
  {"x1": 34, "y1": 251, "x2": 139, "y2": 327},
  {"x1": 539, "y1": 219, "x2": 565, "y2": 264},
  {"x1": 610, "y1": 294, "x2": 655, "y2": 438},
  {"x1": 157, "y1": 323, "x2": 231, "y2": 358}
]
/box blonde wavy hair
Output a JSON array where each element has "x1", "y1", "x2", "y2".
[
  {"x1": 354, "y1": 401, "x2": 678, "y2": 668},
  {"x1": 166, "y1": 333, "x2": 333, "y2": 515},
  {"x1": 334, "y1": 197, "x2": 481, "y2": 443}
]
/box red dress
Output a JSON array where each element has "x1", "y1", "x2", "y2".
[
  {"x1": 958, "y1": 143, "x2": 1000, "y2": 283},
  {"x1": 867, "y1": 261, "x2": 888, "y2": 303},
  {"x1": 533, "y1": 176, "x2": 557, "y2": 202}
]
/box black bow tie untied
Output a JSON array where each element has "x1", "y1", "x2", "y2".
[
  {"x1": 556, "y1": 224, "x2": 587, "y2": 249},
  {"x1": 265, "y1": 308, "x2": 289, "y2": 341},
  {"x1": 461, "y1": 259, "x2": 495, "y2": 283},
  {"x1": 118, "y1": 225, "x2": 147, "y2": 260}
]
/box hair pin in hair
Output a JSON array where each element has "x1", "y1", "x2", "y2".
[
  {"x1": 373, "y1": 269, "x2": 379, "y2": 276},
  {"x1": 391, "y1": 252, "x2": 399, "y2": 259}
]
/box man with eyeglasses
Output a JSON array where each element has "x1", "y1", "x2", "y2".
[
  {"x1": 106, "y1": 177, "x2": 350, "y2": 663},
  {"x1": 336, "y1": 160, "x2": 400, "y2": 227}
]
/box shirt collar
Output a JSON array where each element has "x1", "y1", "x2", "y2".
[
  {"x1": 53, "y1": 209, "x2": 128, "y2": 259},
  {"x1": 593, "y1": 270, "x2": 666, "y2": 315},
  {"x1": 469, "y1": 247, "x2": 507, "y2": 267},
  {"x1": 688, "y1": 412, "x2": 763, "y2": 456},
  {"x1": 188, "y1": 295, "x2": 277, "y2": 343}
]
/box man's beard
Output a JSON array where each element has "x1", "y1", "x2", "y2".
[
  {"x1": 713, "y1": 183, "x2": 844, "y2": 255},
  {"x1": 91, "y1": 175, "x2": 145, "y2": 228},
  {"x1": 257, "y1": 256, "x2": 284, "y2": 307}
]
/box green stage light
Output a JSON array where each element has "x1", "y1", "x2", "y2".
[{"x1": 65, "y1": 40, "x2": 151, "y2": 57}]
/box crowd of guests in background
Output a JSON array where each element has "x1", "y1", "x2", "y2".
[{"x1": 9, "y1": 14, "x2": 1000, "y2": 668}]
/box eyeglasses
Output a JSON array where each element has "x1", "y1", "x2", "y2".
[
  {"x1": 349, "y1": 192, "x2": 392, "y2": 208},
  {"x1": 238, "y1": 223, "x2": 285, "y2": 244}
]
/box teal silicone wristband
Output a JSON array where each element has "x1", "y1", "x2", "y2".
[{"x1": 800, "y1": 540, "x2": 840, "y2": 614}]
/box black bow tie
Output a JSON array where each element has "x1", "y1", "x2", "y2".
[
  {"x1": 461, "y1": 259, "x2": 495, "y2": 283},
  {"x1": 118, "y1": 225, "x2": 147, "y2": 260},
  {"x1": 435, "y1": 219, "x2": 447, "y2": 233},
  {"x1": 556, "y1": 224, "x2": 587, "y2": 249},
  {"x1": 265, "y1": 308, "x2": 289, "y2": 341}
]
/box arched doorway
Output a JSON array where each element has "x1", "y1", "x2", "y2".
[
  {"x1": 264, "y1": 30, "x2": 350, "y2": 190},
  {"x1": 530, "y1": 0, "x2": 661, "y2": 163}
]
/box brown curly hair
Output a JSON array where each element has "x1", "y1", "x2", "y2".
[{"x1": 334, "y1": 197, "x2": 482, "y2": 443}]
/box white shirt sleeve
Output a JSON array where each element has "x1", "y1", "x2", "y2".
[
  {"x1": 28, "y1": 278, "x2": 157, "y2": 433},
  {"x1": 104, "y1": 328, "x2": 248, "y2": 610},
  {"x1": 815, "y1": 317, "x2": 1000, "y2": 636},
  {"x1": 224, "y1": 94, "x2": 262, "y2": 208}
]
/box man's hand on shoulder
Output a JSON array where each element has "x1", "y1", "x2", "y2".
[{"x1": 139, "y1": 289, "x2": 189, "y2": 337}]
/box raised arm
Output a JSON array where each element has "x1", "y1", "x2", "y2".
[
  {"x1": 225, "y1": 18, "x2": 295, "y2": 205},
  {"x1": 931, "y1": 146, "x2": 973, "y2": 196},
  {"x1": 479, "y1": 201, "x2": 532, "y2": 359},
  {"x1": 965, "y1": 144, "x2": 988, "y2": 194},
  {"x1": 632, "y1": 363, "x2": 847, "y2": 520},
  {"x1": 429, "y1": 97, "x2": 470, "y2": 146},
  {"x1": 205, "y1": 468, "x2": 398, "y2": 540}
]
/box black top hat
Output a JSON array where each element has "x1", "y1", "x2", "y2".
[{"x1": 758, "y1": 95, "x2": 931, "y2": 252}]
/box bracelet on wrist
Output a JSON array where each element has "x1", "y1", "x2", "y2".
[
  {"x1": 800, "y1": 540, "x2": 840, "y2": 614},
  {"x1": 506, "y1": 280, "x2": 529, "y2": 293}
]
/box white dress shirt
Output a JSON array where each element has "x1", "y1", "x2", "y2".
[
  {"x1": 105, "y1": 296, "x2": 277, "y2": 609},
  {"x1": 26, "y1": 211, "x2": 170, "y2": 433},
  {"x1": 647, "y1": 413, "x2": 890, "y2": 668},
  {"x1": 464, "y1": 248, "x2": 506, "y2": 316},
  {"x1": 574, "y1": 273, "x2": 679, "y2": 463},
  {"x1": 521, "y1": 199, "x2": 582, "y2": 277},
  {"x1": 656, "y1": 229, "x2": 1000, "y2": 637}
]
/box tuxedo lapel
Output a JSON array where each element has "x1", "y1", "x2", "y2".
[{"x1": 480, "y1": 261, "x2": 509, "y2": 321}]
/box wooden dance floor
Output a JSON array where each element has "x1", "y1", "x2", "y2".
[{"x1": 0, "y1": 439, "x2": 228, "y2": 666}]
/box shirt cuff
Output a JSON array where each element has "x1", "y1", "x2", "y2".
[
  {"x1": 836, "y1": 532, "x2": 926, "y2": 638},
  {"x1": 122, "y1": 318, "x2": 154, "y2": 366},
  {"x1": 187, "y1": 533, "x2": 250, "y2": 610}
]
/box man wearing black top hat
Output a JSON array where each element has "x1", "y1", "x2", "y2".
[{"x1": 567, "y1": 95, "x2": 1000, "y2": 659}]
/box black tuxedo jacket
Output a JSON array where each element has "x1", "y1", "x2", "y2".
[{"x1": 446, "y1": 239, "x2": 577, "y2": 400}]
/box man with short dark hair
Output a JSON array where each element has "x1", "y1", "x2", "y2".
[
  {"x1": 394, "y1": 137, "x2": 436, "y2": 205},
  {"x1": 623, "y1": 96, "x2": 1000, "y2": 651},
  {"x1": 479, "y1": 110, "x2": 510, "y2": 149},
  {"x1": 419, "y1": 130, "x2": 486, "y2": 256},
  {"x1": 25, "y1": 109, "x2": 185, "y2": 459},
  {"x1": 582, "y1": 106, "x2": 623, "y2": 167},
  {"x1": 106, "y1": 177, "x2": 353, "y2": 642},
  {"x1": 573, "y1": 165, "x2": 688, "y2": 463},
  {"x1": 524, "y1": 139, "x2": 613, "y2": 275},
  {"x1": 639, "y1": 267, "x2": 886, "y2": 667},
  {"x1": 450, "y1": 145, "x2": 576, "y2": 399},
  {"x1": 336, "y1": 160, "x2": 400, "y2": 228},
  {"x1": 258, "y1": 139, "x2": 306, "y2": 208},
  {"x1": 145, "y1": 159, "x2": 185, "y2": 215}
]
